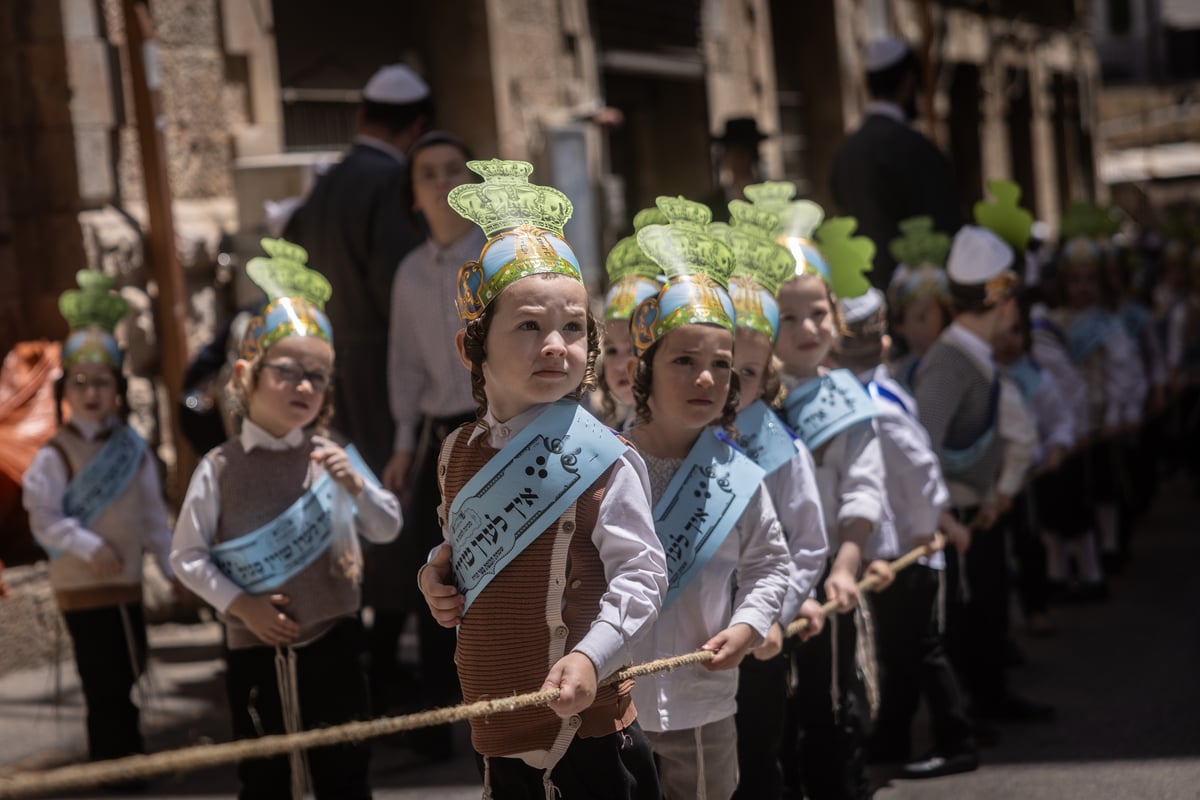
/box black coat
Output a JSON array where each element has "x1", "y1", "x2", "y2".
[{"x1": 831, "y1": 114, "x2": 961, "y2": 291}]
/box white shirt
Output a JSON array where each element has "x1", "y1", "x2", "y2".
[
  {"x1": 996, "y1": 378, "x2": 1038, "y2": 499},
  {"x1": 456, "y1": 404, "x2": 668, "y2": 681},
  {"x1": 1030, "y1": 308, "x2": 1089, "y2": 432},
  {"x1": 865, "y1": 100, "x2": 907, "y2": 125},
  {"x1": 171, "y1": 420, "x2": 402, "y2": 614},
  {"x1": 23, "y1": 417, "x2": 173, "y2": 578},
  {"x1": 813, "y1": 419, "x2": 886, "y2": 549},
  {"x1": 763, "y1": 446, "x2": 829, "y2": 625},
  {"x1": 631, "y1": 459, "x2": 789, "y2": 733}
]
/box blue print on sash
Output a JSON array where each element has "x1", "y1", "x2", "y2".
[
  {"x1": 62, "y1": 425, "x2": 146, "y2": 528},
  {"x1": 449, "y1": 402, "x2": 626, "y2": 614},
  {"x1": 1065, "y1": 309, "x2": 1117, "y2": 365},
  {"x1": 734, "y1": 400, "x2": 799, "y2": 477},
  {"x1": 782, "y1": 369, "x2": 877, "y2": 451},
  {"x1": 653, "y1": 429, "x2": 765, "y2": 610}
]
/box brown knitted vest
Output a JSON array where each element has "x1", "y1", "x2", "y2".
[
  {"x1": 438, "y1": 423, "x2": 636, "y2": 760},
  {"x1": 46, "y1": 424, "x2": 148, "y2": 609},
  {"x1": 211, "y1": 437, "x2": 360, "y2": 650}
]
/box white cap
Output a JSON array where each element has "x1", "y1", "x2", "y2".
[
  {"x1": 362, "y1": 64, "x2": 429, "y2": 105},
  {"x1": 840, "y1": 287, "x2": 885, "y2": 325},
  {"x1": 947, "y1": 225, "x2": 1013, "y2": 285},
  {"x1": 863, "y1": 37, "x2": 909, "y2": 73}
]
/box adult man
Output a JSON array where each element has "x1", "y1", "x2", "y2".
[
  {"x1": 286, "y1": 64, "x2": 431, "y2": 474},
  {"x1": 705, "y1": 116, "x2": 768, "y2": 223},
  {"x1": 831, "y1": 38, "x2": 961, "y2": 290}
]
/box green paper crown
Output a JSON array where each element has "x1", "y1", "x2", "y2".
[
  {"x1": 245, "y1": 238, "x2": 332, "y2": 308},
  {"x1": 777, "y1": 199, "x2": 826, "y2": 241},
  {"x1": 636, "y1": 196, "x2": 734, "y2": 287},
  {"x1": 606, "y1": 207, "x2": 667, "y2": 284},
  {"x1": 1059, "y1": 201, "x2": 1120, "y2": 240},
  {"x1": 974, "y1": 179, "x2": 1033, "y2": 253},
  {"x1": 58, "y1": 270, "x2": 128, "y2": 333},
  {"x1": 889, "y1": 216, "x2": 950, "y2": 269},
  {"x1": 814, "y1": 217, "x2": 875, "y2": 299},
  {"x1": 448, "y1": 159, "x2": 573, "y2": 239},
  {"x1": 742, "y1": 181, "x2": 797, "y2": 215},
  {"x1": 728, "y1": 200, "x2": 793, "y2": 296}
]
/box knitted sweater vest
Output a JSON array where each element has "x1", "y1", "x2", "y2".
[
  {"x1": 437, "y1": 423, "x2": 636, "y2": 763},
  {"x1": 210, "y1": 437, "x2": 360, "y2": 650},
  {"x1": 45, "y1": 425, "x2": 147, "y2": 609}
]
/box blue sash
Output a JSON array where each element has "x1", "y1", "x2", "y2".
[
  {"x1": 449, "y1": 401, "x2": 626, "y2": 614},
  {"x1": 653, "y1": 429, "x2": 765, "y2": 610},
  {"x1": 209, "y1": 444, "x2": 373, "y2": 594},
  {"x1": 62, "y1": 425, "x2": 147, "y2": 528},
  {"x1": 868, "y1": 380, "x2": 914, "y2": 417},
  {"x1": 1119, "y1": 303, "x2": 1150, "y2": 343},
  {"x1": 1065, "y1": 309, "x2": 1117, "y2": 365},
  {"x1": 734, "y1": 400, "x2": 800, "y2": 476},
  {"x1": 940, "y1": 377, "x2": 1000, "y2": 475},
  {"x1": 1005, "y1": 356, "x2": 1044, "y2": 403},
  {"x1": 782, "y1": 369, "x2": 877, "y2": 451}
]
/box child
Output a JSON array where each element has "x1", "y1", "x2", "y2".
[
  {"x1": 886, "y1": 216, "x2": 956, "y2": 389},
  {"x1": 417, "y1": 159, "x2": 667, "y2": 799},
  {"x1": 622, "y1": 195, "x2": 790, "y2": 800},
  {"x1": 711, "y1": 189, "x2": 830, "y2": 799},
  {"x1": 172, "y1": 239, "x2": 402, "y2": 799},
  {"x1": 597, "y1": 207, "x2": 666, "y2": 430},
  {"x1": 770, "y1": 195, "x2": 887, "y2": 800},
  {"x1": 22, "y1": 271, "x2": 174, "y2": 780}
]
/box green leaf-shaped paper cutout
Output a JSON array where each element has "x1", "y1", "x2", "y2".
[
  {"x1": 974, "y1": 179, "x2": 1032, "y2": 253},
  {"x1": 59, "y1": 270, "x2": 128, "y2": 333},
  {"x1": 637, "y1": 196, "x2": 734, "y2": 287},
  {"x1": 815, "y1": 217, "x2": 875, "y2": 299},
  {"x1": 889, "y1": 216, "x2": 950, "y2": 270}
]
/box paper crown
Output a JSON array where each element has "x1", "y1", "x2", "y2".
[
  {"x1": 630, "y1": 196, "x2": 736, "y2": 355},
  {"x1": 59, "y1": 270, "x2": 128, "y2": 368},
  {"x1": 604, "y1": 207, "x2": 667, "y2": 321},
  {"x1": 720, "y1": 198, "x2": 794, "y2": 340},
  {"x1": 776, "y1": 199, "x2": 833, "y2": 285},
  {"x1": 1059, "y1": 201, "x2": 1120, "y2": 265},
  {"x1": 239, "y1": 238, "x2": 334, "y2": 359},
  {"x1": 974, "y1": 179, "x2": 1033, "y2": 254},
  {"x1": 888, "y1": 216, "x2": 950, "y2": 307},
  {"x1": 813, "y1": 216, "x2": 875, "y2": 300},
  {"x1": 448, "y1": 159, "x2": 582, "y2": 320}
]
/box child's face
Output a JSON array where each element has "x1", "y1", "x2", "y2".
[
  {"x1": 478, "y1": 275, "x2": 590, "y2": 421},
  {"x1": 64, "y1": 362, "x2": 119, "y2": 424},
  {"x1": 602, "y1": 318, "x2": 636, "y2": 407},
  {"x1": 992, "y1": 315, "x2": 1025, "y2": 366},
  {"x1": 647, "y1": 324, "x2": 734, "y2": 433},
  {"x1": 775, "y1": 274, "x2": 836, "y2": 378},
  {"x1": 733, "y1": 327, "x2": 773, "y2": 413},
  {"x1": 412, "y1": 144, "x2": 471, "y2": 232},
  {"x1": 1063, "y1": 261, "x2": 1100, "y2": 310},
  {"x1": 241, "y1": 335, "x2": 334, "y2": 437},
  {"x1": 893, "y1": 293, "x2": 946, "y2": 356}
]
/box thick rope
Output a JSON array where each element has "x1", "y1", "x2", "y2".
[{"x1": 0, "y1": 544, "x2": 935, "y2": 799}]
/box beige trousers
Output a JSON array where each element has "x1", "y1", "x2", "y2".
[{"x1": 644, "y1": 715, "x2": 739, "y2": 800}]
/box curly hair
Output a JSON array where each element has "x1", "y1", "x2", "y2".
[
  {"x1": 631, "y1": 337, "x2": 741, "y2": 437},
  {"x1": 225, "y1": 355, "x2": 335, "y2": 435},
  {"x1": 594, "y1": 356, "x2": 622, "y2": 427},
  {"x1": 55, "y1": 364, "x2": 131, "y2": 427},
  {"x1": 460, "y1": 278, "x2": 601, "y2": 429}
]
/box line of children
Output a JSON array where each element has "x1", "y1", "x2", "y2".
[{"x1": 172, "y1": 239, "x2": 402, "y2": 799}]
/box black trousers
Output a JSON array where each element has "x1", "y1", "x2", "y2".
[
  {"x1": 478, "y1": 723, "x2": 660, "y2": 800},
  {"x1": 733, "y1": 650, "x2": 789, "y2": 799},
  {"x1": 62, "y1": 602, "x2": 148, "y2": 762},
  {"x1": 225, "y1": 617, "x2": 372, "y2": 800},
  {"x1": 870, "y1": 565, "x2": 973, "y2": 759},
  {"x1": 783, "y1": 578, "x2": 870, "y2": 800},
  {"x1": 1011, "y1": 490, "x2": 1049, "y2": 618},
  {"x1": 945, "y1": 513, "x2": 1010, "y2": 710}
]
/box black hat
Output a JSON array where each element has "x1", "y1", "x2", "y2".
[{"x1": 712, "y1": 117, "x2": 769, "y2": 145}]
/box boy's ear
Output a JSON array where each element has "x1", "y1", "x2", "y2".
[
  {"x1": 233, "y1": 359, "x2": 252, "y2": 391},
  {"x1": 454, "y1": 329, "x2": 471, "y2": 371},
  {"x1": 624, "y1": 354, "x2": 638, "y2": 387}
]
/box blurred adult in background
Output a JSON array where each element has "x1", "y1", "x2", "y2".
[
  {"x1": 286, "y1": 64, "x2": 432, "y2": 475},
  {"x1": 832, "y1": 38, "x2": 961, "y2": 291},
  {"x1": 705, "y1": 116, "x2": 768, "y2": 223}
]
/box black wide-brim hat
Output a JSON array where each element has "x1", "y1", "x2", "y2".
[{"x1": 712, "y1": 116, "x2": 769, "y2": 145}]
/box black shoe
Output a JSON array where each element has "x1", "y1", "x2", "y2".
[
  {"x1": 899, "y1": 751, "x2": 979, "y2": 779},
  {"x1": 976, "y1": 693, "x2": 1056, "y2": 723}
]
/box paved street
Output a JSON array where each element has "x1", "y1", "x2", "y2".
[{"x1": 2, "y1": 476, "x2": 1198, "y2": 799}]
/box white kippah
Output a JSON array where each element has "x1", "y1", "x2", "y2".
[
  {"x1": 840, "y1": 287, "x2": 885, "y2": 325},
  {"x1": 947, "y1": 225, "x2": 1013, "y2": 285},
  {"x1": 362, "y1": 64, "x2": 429, "y2": 105},
  {"x1": 863, "y1": 37, "x2": 909, "y2": 73}
]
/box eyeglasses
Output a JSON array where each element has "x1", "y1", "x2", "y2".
[
  {"x1": 67, "y1": 374, "x2": 117, "y2": 392},
  {"x1": 261, "y1": 361, "x2": 332, "y2": 393}
]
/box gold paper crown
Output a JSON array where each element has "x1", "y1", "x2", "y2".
[
  {"x1": 606, "y1": 207, "x2": 667, "y2": 285},
  {"x1": 728, "y1": 200, "x2": 793, "y2": 297},
  {"x1": 245, "y1": 238, "x2": 332, "y2": 307},
  {"x1": 448, "y1": 159, "x2": 572, "y2": 239},
  {"x1": 889, "y1": 216, "x2": 950, "y2": 269},
  {"x1": 59, "y1": 270, "x2": 128, "y2": 333},
  {"x1": 742, "y1": 181, "x2": 797, "y2": 215},
  {"x1": 636, "y1": 196, "x2": 734, "y2": 287}
]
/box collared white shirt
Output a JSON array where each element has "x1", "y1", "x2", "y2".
[
  {"x1": 171, "y1": 419, "x2": 402, "y2": 614},
  {"x1": 865, "y1": 100, "x2": 908, "y2": 125},
  {"x1": 352, "y1": 133, "x2": 406, "y2": 164},
  {"x1": 763, "y1": 445, "x2": 829, "y2": 624},
  {"x1": 454, "y1": 403, "x2": 668, "y2": 680},
  {"x1": 24, "y1": 416, "x2": 173, "y2": 578},
  {"x1": 630, "y1": 454, "x2": 789, "y2": 733}
]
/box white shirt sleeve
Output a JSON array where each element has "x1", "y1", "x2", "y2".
[
  {"x1": 573, "y1": 449, "x2": 668, "y2": 680},
  {"x1": 729, "y1": 486, "x2": 790, "y2": 638},
  {"x1": 388, "y1": 267, "x2": 429, "y2": 454},
  {"x1": 353, "y1": 479, "x2": 403, "y2": 544},
  {"x1": 765, "y1": 448, "x2": 829, "y2": 625},
  {"x1": 1032, "y1": 372, "x2": 1075, "y2": 452},
  {"x1": 875, "y1": 411, "x2": 945, "y2": 542},
  {"x1": 22, "y1": 446, "x2": 106, "y2": 561},
  {"x1": 997, "y1": 379, "x2": 1038, "y2": 498},
  {"x1": 170, "y1": 457, "x2": 245, "y2": 614},
  {"x1": 836, "y1": 421, "x2": 886, "y2": 534},
  {"x1": 136, "y1": 455, "x2": 175, "y2": 579}
]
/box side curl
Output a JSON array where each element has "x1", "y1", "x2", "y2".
[{"x1": 632, "y1": 339, "x2": 742, "y2": 437}]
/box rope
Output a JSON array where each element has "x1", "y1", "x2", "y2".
[{"x1": 0, "y1": 543, "x2": 935, "y2": 799}]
